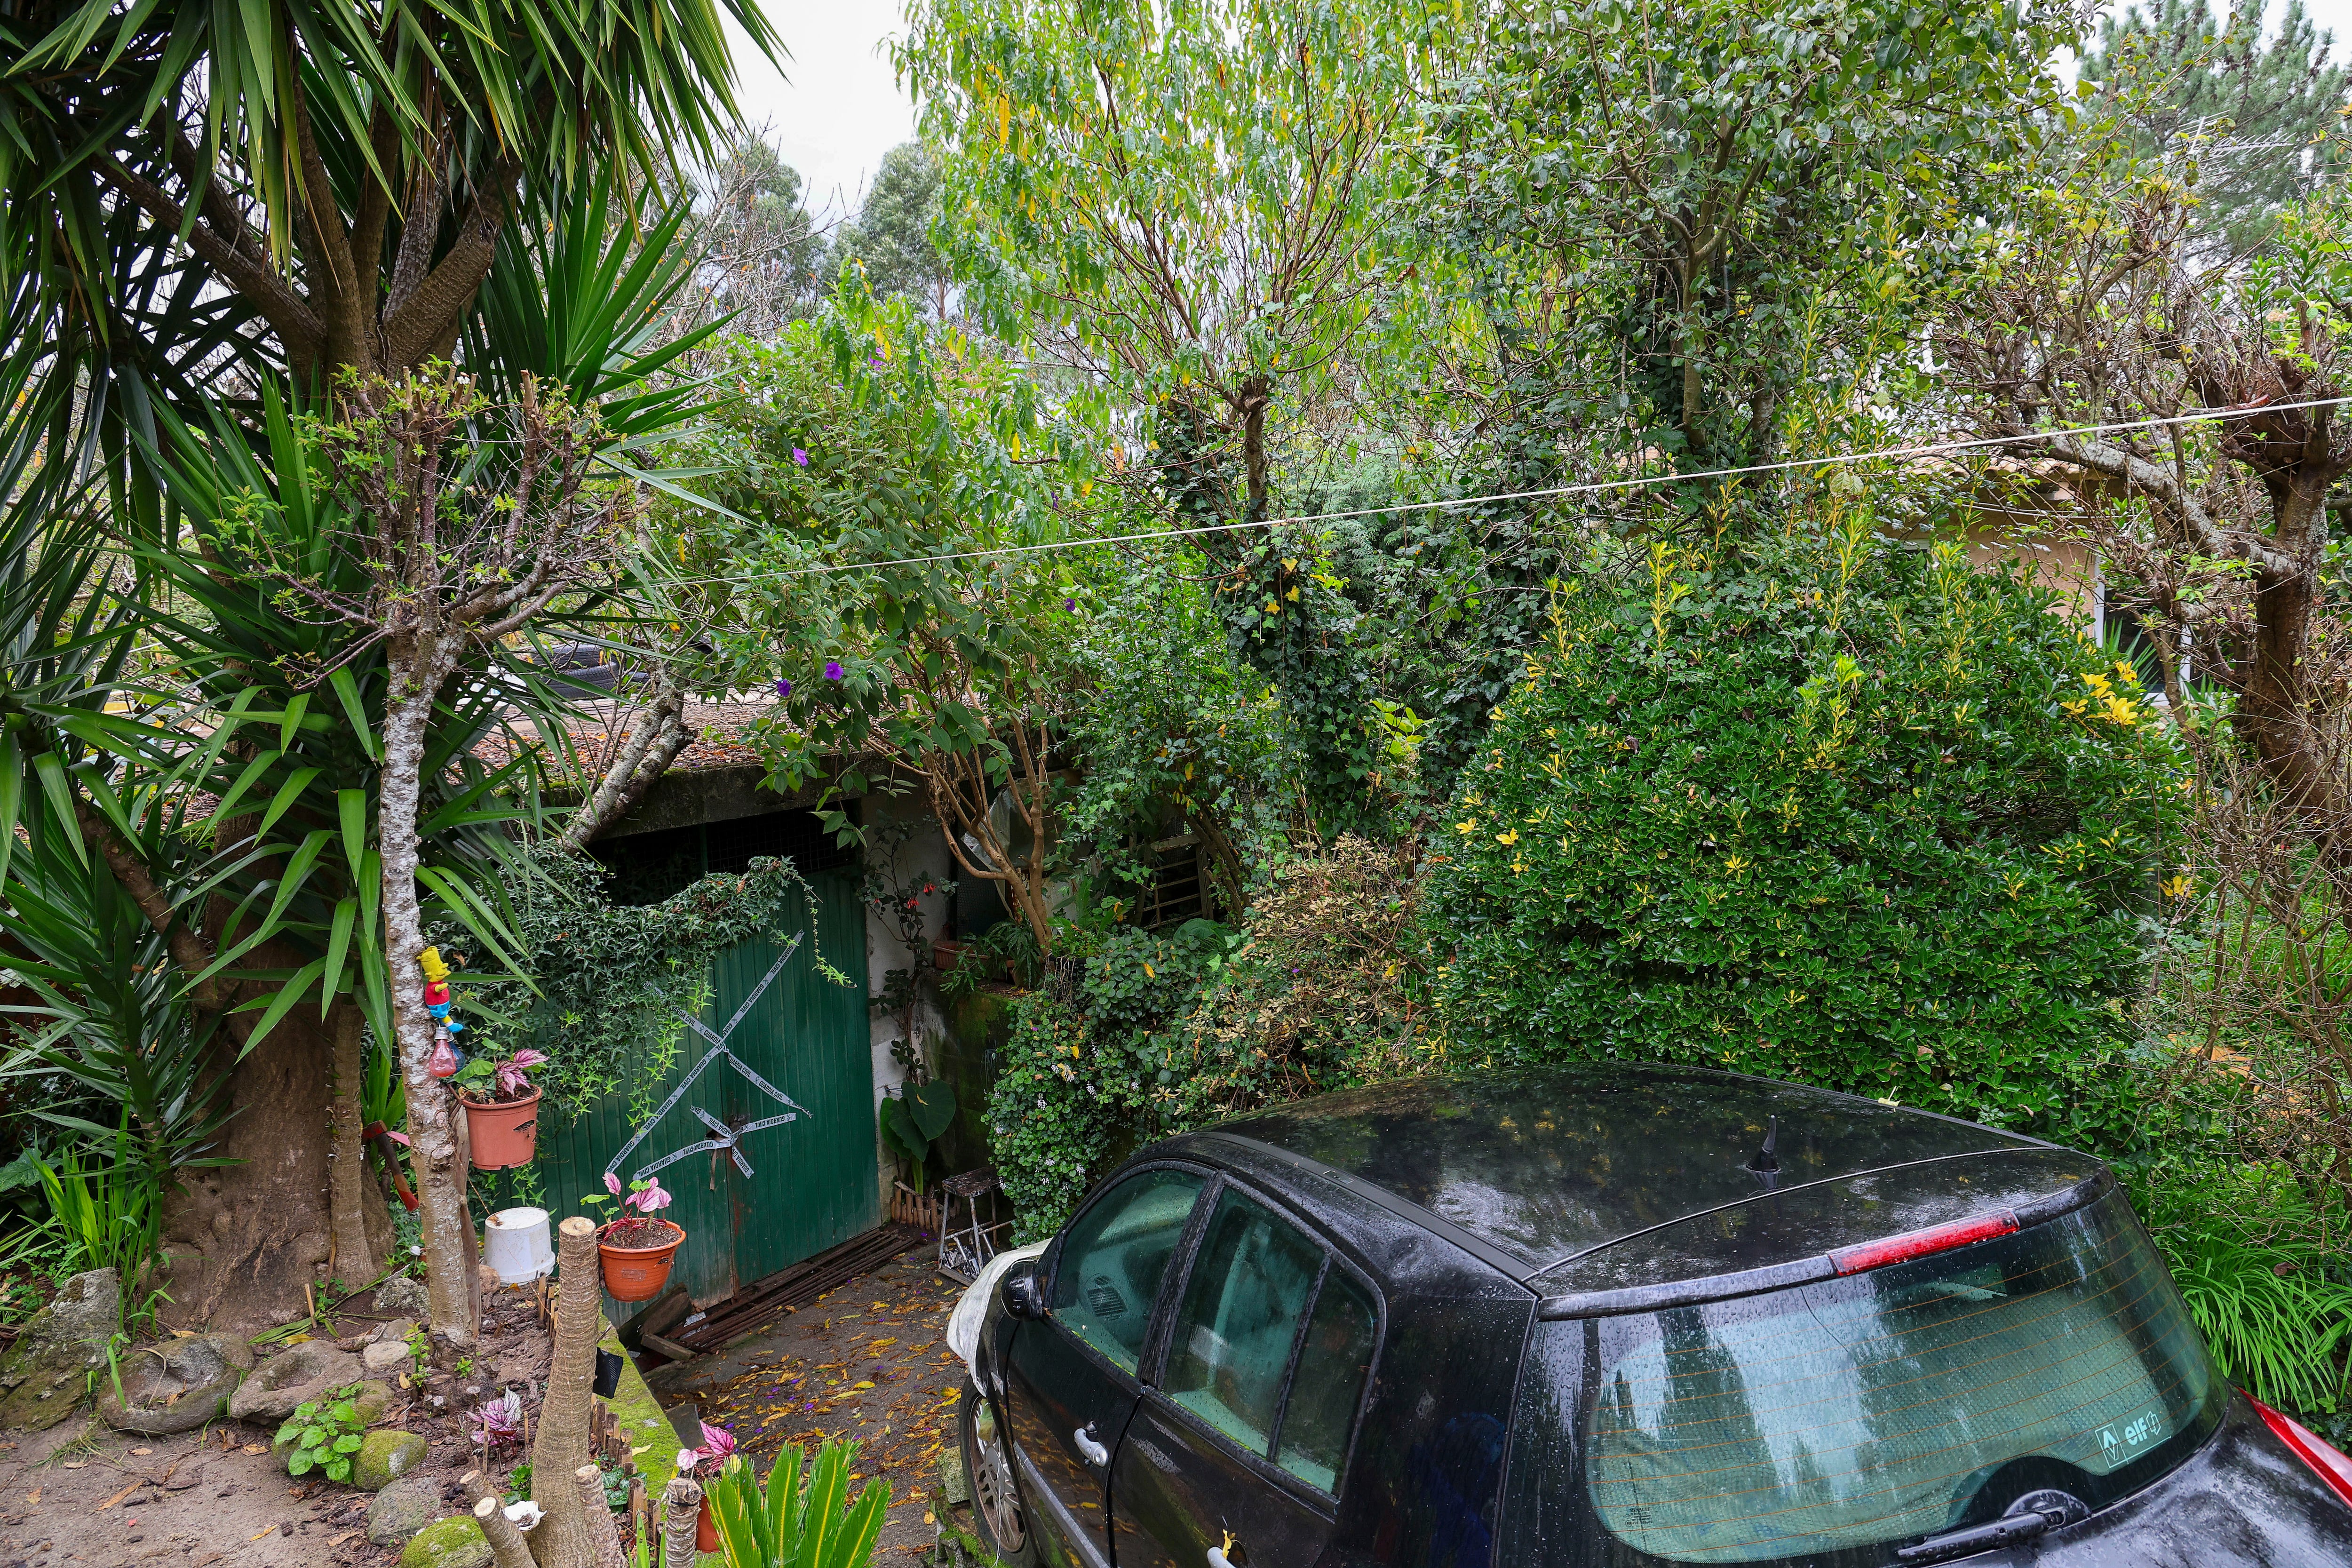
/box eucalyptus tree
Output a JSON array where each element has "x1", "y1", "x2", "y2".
[
  {"x1": 898, "y1": 0, "x2": 1452, "y2": 522},
  {"x1": 0, "y1": 0, "x2": 772, "y2": 1336}
]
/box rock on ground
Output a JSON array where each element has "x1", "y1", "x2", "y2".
[
  {"x1": 397, "y1": 1514, "x2": 491, "y2": 1568},
  {"x1": 353, "y1": 1428, "x2": 429, "y2": 1490},
  {"x1": 362, "y1": 1339, "x2": 412, "y2": 1375},
  {"x1": 374, "y1": 1274, "x2": 430, "y2": 1319},
  {"x1": 0, "y1": 1267, "x2": 119, "y2": 1431},
  {"x1": 366, "y1": 1472, "x2": 445, "y2": 1545},
  {"x1": 227, "y1": 1338, "x2": 364, "y2": 1422},
  {"x1": 96, "y1": 1332, "x2": 254, "y2": 1435}
]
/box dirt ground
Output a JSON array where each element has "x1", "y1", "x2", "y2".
[
  {"x1": 0, "y1": 1281, "x2": 562, "y2": 1568},
  {"x1": 645, "y1": 1247, "x2": 973, "y2": 1559},
  {"x1": 0, "y1": 1249, "x2": 977, "y2": 1568}
]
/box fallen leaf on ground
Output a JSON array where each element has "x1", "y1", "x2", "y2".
[
  {"x1": 129, "y1": 1447, "x2": 152, "y2": 1456},
  {"x1": 97, "y1": 1482, "x2": 139, "y2": 1510},
  {"x1": 330, "y1": 1532, "x2": 355, "y2": 1546},
  {"x1": 242, "y1": 1443, "x2": 268, "y2": 1454},
  {"x1": 23, "y1": 1488, "x2": 38, "y2": 1505},
  {"x1": 59, "y1": 1461, "x2": 84, "y2": 1470}
]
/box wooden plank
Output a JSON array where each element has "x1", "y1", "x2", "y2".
[{"x1": 640, "y1": 1329, "x2": 699, "y2": 1362}]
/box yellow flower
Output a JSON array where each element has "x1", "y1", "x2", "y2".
[
  {"x1": 1455, "y1": 819, "x2": 1478, "y2": 835},
  {"x1": 1724, "y1": 855, "x2": 1750, "y2": 874},
  {"x1": 1497, "y1": 829, "x2": 1520, "y2": 845}
]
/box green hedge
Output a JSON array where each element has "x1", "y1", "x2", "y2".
[{"x1": 1422, "y1": 541, "x2": 2180, "y2": 1146}]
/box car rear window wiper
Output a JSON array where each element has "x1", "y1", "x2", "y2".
[{"x1": 1895, "y1": 1490, "x2": 2090, "y2": 1565}]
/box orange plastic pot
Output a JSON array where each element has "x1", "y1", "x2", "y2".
[
  {"x1": 461, "y1": 1088, "x2": 541, "y2": 1170},
  {"x1": 696, "y1": 1495, "x2": 718, "y2": 1552},
  {"x1": 597, "y1": 1218, "x2": 685, "y2": 1303}
]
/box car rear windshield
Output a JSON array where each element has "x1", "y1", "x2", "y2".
[{"x1": 1504, "y1": 1192, "x2": 2222, "y2": 1567}]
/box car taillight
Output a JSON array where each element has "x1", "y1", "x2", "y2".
[
  {"x1": 2248, "y1": 1393, "x2": 2352, "y2": 1509},
  {"x1": 1829, "y1": 1210, "x2": 2019, "y2": 1276}
]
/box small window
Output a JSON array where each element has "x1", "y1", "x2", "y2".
[
  {"x1": 1276, "y1": 1270, "x2": 1377, "y2": 1492},
  {"x1": 1051, "y1": 1168, "x2": 1206, "y2": 1375},
  {"x1": 1163, "y1": 1189, "x2": 1323, "y2": 1457}
]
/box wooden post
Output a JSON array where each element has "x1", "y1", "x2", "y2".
[
  {"x1": 659, "y1": 1474, "x2": 703, "y2": 1568},
  {"x1": 474, "y1": 1496, "x2": 537, "y2": 1568}
]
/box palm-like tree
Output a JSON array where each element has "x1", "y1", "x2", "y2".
[{"x1": 0, "y1": 0, "x2": 773, "y2": 1338}]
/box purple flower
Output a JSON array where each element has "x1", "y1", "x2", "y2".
[
  {"x1": 825, "y1": 661, "x2": 845, "y2": 681},
  {"x1": 773, "y1": 677, "x2": 793, "y2": 698},
  {"x1": 1064, "y1": 597, "x2": 1076, "y2": 612},
  {"x1": 792, "y1": 447, "x2": 810, "y2": 467}
]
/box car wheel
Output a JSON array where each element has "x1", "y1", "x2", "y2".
[{"x1": 959, "y1": 1375, "x2": 1036, "y2": 1565}]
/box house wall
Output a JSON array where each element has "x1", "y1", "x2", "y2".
[{"x1": 861, "y1": 790, "x2": 959, "y2": 1205}]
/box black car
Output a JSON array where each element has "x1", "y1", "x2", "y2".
[{"x1": 956, "y1": 1065, "x2": 2352, "y2": 1568}]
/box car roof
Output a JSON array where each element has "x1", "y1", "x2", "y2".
[{"x1": 1182, "y1": 1063, "x2": 2082, "y2": 1281}]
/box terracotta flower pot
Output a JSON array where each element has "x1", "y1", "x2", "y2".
[
  {"x1": 461, "y1": 1087, "x2": 541, "y2": 1170},
  {"x1": 696, "y1": 1494, "x2": 718, "y2": 1553},
  {"x1": 598, "y1": 1218, "x2": 686, "y2": 1303}
]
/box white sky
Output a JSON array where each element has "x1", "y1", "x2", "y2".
[
  {"x1": 720, "y1": 0, "x2": 2352, "y2": 226},
  {"x1": 724, "y1": 1, "x2": 918, "y2": 225}
]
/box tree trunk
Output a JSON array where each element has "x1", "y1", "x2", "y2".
[
  {"x1": 157, "y1": 998, "x2": 336, "y2": 1330},
  {"x1": 1236, "y1": 374, "x2": 1272, "y2": 522},
  {"x1": 528, "y1": 1216, "x2": 604, "y2": 1568},
  {"x1": 326, "y1": 1001, "x2": 389, "y2": 1285},
  {"x1": 379, "y1": 645, "x2": 477, "y2": 1345},
  {"x1": 572, "y1": 1465, "x2": 626, "y2": 1568}
]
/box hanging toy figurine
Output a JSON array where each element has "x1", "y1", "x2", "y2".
[{"x1": 420, "y1": 947, "x2": 461, "y2": 1078}]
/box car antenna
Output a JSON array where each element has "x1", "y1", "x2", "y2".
[{"x1": 1745, "y1": 1115, "x2": 1780, "y2": 1177}]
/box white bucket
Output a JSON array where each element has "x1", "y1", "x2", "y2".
[{"x1": 483, "y1": 1206, "x2": 555, "y2": 1285}]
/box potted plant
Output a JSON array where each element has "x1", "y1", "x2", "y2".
[
  {"x1": 685, "y1": 1422, "x2": 736, "y2": 1552},
  {"x1": 456, "y1": 1048, "x2": 548, "y2": 1170},
  {"x1": 585, "y1": 1173, "x2": 682, "y2": 1301}
]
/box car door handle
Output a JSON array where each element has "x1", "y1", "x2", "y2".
[{"x1": 1073, "y1": 1425, "x2": 1109, "y2": 1466}]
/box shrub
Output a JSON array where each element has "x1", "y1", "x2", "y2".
[
  {"x1": 989, "y1": 839, "x2": 1429, "y2": 1237},
  {"x1": 1422, "y1": 539, "x2": 2180, "y2": 1145}
]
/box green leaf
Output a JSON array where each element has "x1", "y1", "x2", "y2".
[
  {"x1": 338, "y1": 788, "x2": 370, "y2": 874},
  {"x1": 906, "y1": 1080, "x2": 957, "y2": 1142},
  {"x1": 255, "y1": 767, "x2": 322, "y2": 841},
  {"x1": 327, "y1": 668, "x2": 377, "y2": 760},
  {"x1": 322, "y1": 898, "x2": 357, "y2": 1017},
  {"x1": 279, "y1": 692, "x2": 310, "y2": 751},
  {"x1": 286, "y1": 1451, "x2": 315, "y2": 1476},
  {"x1": 332, "y1": 1432, "x2": 364, "y2": 1453}
]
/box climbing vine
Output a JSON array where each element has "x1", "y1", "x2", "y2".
[{"x1": 445, "y1": 848, "x2": 845, "y2": 1131}]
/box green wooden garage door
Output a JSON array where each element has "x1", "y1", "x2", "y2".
[{"x1": 527, "y1": 870, "x2": 875, "y2": 1304}]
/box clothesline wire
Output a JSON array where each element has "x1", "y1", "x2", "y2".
[{"x1": 644, "y1": 393, "x2": 2352, "y2": 591}]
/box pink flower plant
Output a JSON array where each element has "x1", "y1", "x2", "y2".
[
  {"x1": 693, "y1": 1421, "x2": 738, "y2": 1470},
  {"x1": 492, "y1": 1049, "x2": 548, "y2": 1098},
  {"x1": 603, "y1": 1170, "x2": 675, "y2": 1217}
]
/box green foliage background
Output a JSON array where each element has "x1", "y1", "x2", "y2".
[{"x1": 1422, "y1": 537, "x2": 2180, "y2": 1146}]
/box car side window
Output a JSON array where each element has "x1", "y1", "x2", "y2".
[
  {"x1": 1051, "y1": 1167, "x2": 1207, "y2": 1375},
  {"x1": 1162, "y1": 1188, "x2": 1323, "y2": 1458},
  {"x1": 1275, "y1": 1269, "x2": 1377, "y2": 1492}
]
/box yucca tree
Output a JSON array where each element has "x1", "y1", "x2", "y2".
[
  {"x1": 2, "y1": 0, "x2": 775, "y2": 410},
  {"x1": 0, "y1": 0, "x2": 764, "y2": 1333}
]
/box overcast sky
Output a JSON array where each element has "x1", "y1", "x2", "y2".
[
  {"x1": 723, "y1": 0, "x2": 2352, "y2": 226},
  {"x1": 724, "y1": 2, "x2": 917, "y2": 224}
]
